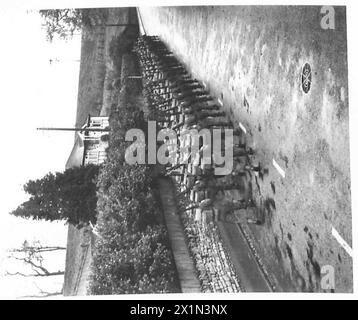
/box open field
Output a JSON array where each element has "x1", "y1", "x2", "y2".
[{"x1": 75, "y1": 8, "x2": 138, "y2": 127}]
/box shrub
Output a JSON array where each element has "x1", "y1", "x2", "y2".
[
  {"x1": 89, "y1": 75, "x2": 180, "y2": 294},
  {"x1": 108, "y1": 27, "x2": 139, "y2": 72},
  {"x1": 90, "y1": 225, "x2": 178, "y2": 294}
]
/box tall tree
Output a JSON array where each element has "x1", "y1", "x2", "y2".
[
  {"x1": 10, "y1": 165, "x2": 100, "y2": 227},
  {"x1": 39, "y1": 8, "x2": 108, "y2": 41}
]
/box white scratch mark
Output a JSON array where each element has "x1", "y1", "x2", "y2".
[
  {"x1": 332, "y1": 227, "x2": 353, "y2": 257},
  {"x1": 202, "y1": 82, "x2": 207, "y2": 88},
  {"x1": 239, "y1": 122, "x2": 247, "y2": 134},
  {"x1": 272, "y1": 159, "x2": 285, "y2": 178},
  {"x1": 218, "y1": 98, "x2": 223, "y2": 106}
]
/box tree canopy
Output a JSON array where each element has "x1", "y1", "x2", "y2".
[
  {"x1": 11, "y1": 165, "x2": 100, "y2": 227},
  {"x1": 39, "y1": 8, "x2": 108, "y2": 41}
]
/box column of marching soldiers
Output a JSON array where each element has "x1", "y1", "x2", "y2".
[{"x1": 134, "y1": 35, "x2": 263, "y2": 226}]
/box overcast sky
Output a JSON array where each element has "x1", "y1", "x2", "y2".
[{"x1": 0, "y1": 7, "x2": 81, "y2": 298}]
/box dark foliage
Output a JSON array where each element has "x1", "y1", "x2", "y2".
[
  {"x1": 11, "y1": 165, "x2": 100, "y2": 227},
  {"x1": 108, "y1": 26, "x2": 139, "y2": 73},
  {"x1": 89, "y1": 75, "x2": 180, "y2": 294},
  {"x1": 39, "y1": 8, "x2": 108, "y2": 41}
]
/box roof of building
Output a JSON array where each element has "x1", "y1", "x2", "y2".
[{"x1": 65, "y1": 135, "x2": 85, "y2": 170}]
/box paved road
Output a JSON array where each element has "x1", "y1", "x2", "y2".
[
  {"x1": 138, "y1": 6, "x2": 352, "y2": 292},
  {"x1": 217, "y1": 221, "x2": 272, "y2": 292}
]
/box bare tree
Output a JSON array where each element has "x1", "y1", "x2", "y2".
[
  {"x1": 39, "y1": 8, "x2": 107, "y2": 41},
  {"x1": 6, "y1": 240, "x2": 65, "y2": 278},
  {"x1": 18, "y1": 283, "x2": 63, "y2": 299},
  {"x1": 9, "y1": 240, "x2": 66, "y2": 253}
]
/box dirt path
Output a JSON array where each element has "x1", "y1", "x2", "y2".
[
  {"x1": 157, "y1": 177, "x2": 201, "y2": 293},
  {"x1": 138, "y1": 6, "x2": 352, "y2": 292}
]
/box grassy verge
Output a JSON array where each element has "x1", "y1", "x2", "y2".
[{"x1": 89, "y1": 51, "x2": 180, "y2": 294}]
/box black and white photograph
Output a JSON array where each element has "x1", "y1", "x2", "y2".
[{"x1": 0, "y1": 0, "x2": 356, "y2": 300}]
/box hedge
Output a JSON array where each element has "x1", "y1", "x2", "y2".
[{"x1": 89, "y1": 71, "x2": 180, "y2": 294}]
